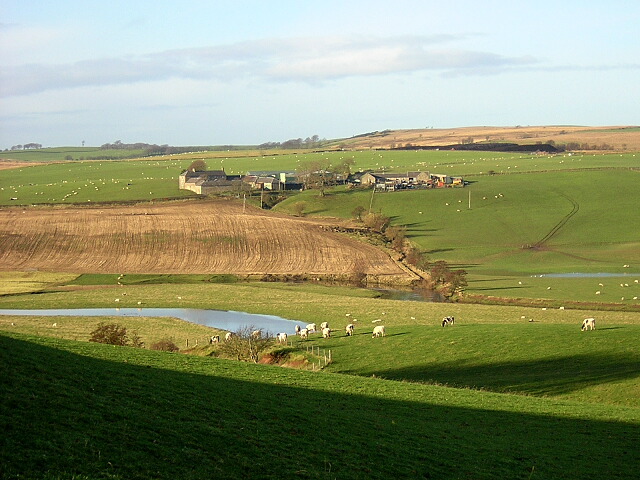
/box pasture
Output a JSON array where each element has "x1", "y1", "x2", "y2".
[
  {"x1": 1, "y1": 280, "x2": 639, "y2": 407},
  {"x1": 2, "y1": 263, "x2": 639, "y2": 479},
  {"x1": 2, "y1": 287, "x2": 640, "y2": 479}
]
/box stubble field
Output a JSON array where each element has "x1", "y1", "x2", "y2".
[{"x1": 0, "y1": 199, "x2": 413, "y2": 282}]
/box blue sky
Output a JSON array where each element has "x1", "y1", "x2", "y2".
[{"x1": 1, "y1": 0, "x2": 638, "y2": 148}]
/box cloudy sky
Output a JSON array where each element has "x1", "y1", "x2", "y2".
[{"x1": 1, "y1": 0, "x2": 638, "y2": 148}]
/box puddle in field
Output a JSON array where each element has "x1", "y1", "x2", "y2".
[
  {"x1": 0, "y1": 308, "x2": 302, "y2": 334},
  {"x1": 533, "y1": 273, "x2": 638, "y2": 278}
]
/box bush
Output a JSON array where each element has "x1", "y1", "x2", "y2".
[
  {"x1": 150, "y1": 338, "x2": 179, "y2": 352},
  {"x1": 88, "y1": 322, "x2": 143, "y2": 347},
  {"x1": 363, "y1": 212, "x2": 390, "y2": 233},
  {"x1": 89, "y1": 322, "x2": 130, "y2": 346}
]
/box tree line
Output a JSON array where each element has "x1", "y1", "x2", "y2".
[
  {"x1": 5, "y1": 143, "x2": 43, "y2": 151},
  {"x1": 258, "y1": 135, "x2": 325, "y2": 150}
]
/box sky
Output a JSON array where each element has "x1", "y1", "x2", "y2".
[{"x1": 1, "y1": 0, "x2": 639, "y2": 148}]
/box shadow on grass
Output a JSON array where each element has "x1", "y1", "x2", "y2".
[
  {"x1": 375, "y1": 353, "x2": 640, "y2": 397},
  {"x1": 1, "y1": 333, "x2": 639, "y2": 480}
]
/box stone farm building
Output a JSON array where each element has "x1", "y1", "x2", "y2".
[
  {"x1": 356, "y1": 171, "x2": 464, "y2": 190},
  {"x1": 179, "y1": 169, "x2": 302, "y2": 194}
]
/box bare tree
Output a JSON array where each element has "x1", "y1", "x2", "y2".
[{"x1": 217, "y1": 325, "x2": 273, "y2": 363}]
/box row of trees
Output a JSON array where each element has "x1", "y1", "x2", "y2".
[
  {"x1": 259, "y1": 135, "x2": 325, "y2": 150},
  {"x1": 6, "y1": 143, "x2": 42, "y2": 151},
  {"x1": 352, "y1": 208, "x2": 467, "y2": 299}
]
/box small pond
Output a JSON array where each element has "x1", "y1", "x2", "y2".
[
  {"x1": 0, "y1": 308, "x2": 302, "y2": 334},
  {"x1": 532, "y1": 273, "x2": 638, "y2": 278}
]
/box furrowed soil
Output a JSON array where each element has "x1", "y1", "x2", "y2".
[{"x1": 0, "y1": 199, "x2": 414, "y2": 282}]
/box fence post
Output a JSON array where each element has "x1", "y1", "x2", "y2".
[{"x1": 186, "y1": 339, "x2": 188, "y2": 348}]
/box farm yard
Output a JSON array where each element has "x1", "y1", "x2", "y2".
[{"x1": 1, "y1": 126, "x2": 640, "y2": 479}]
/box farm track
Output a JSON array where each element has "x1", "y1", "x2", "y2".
[
  {"x1": 0, "y1": 200, "x2": 414, "y2": 282},
  {"x1": 533, "y1": 193, "x2": 579, "y2": 248}
]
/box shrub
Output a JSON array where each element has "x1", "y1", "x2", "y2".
[
  {"x1": 292, "y1": 201, "x2": 306, "y2": 217},
  {"x1": 89, "y1": 322, "x2": 130, "y2": 346},
  {"x1": 363, "y1": 212, "x2": 390, "y2": 233},
  {"x1": 150, "y1": 338, "x2": 179, "y2": 352},
  {"x1": 88, "y1": 322, "x2": 144, "y2": 347}
]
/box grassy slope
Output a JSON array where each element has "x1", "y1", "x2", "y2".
[
  {"x1": 2, "y1": 281, "x2": 639, "y2": 405},
  {"x1": 2, "y1": 331, "x2": 639, "y2": 480}
]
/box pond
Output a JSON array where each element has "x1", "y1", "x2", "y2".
[
  {"x1": 0, "y1": 308, "x2": 302, "y2": 334},
  {"x1": 532, "y1": 273, "x2": 638, "y2": 278}
]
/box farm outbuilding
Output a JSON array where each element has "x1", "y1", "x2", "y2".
[{"x1": 178, "y1": 169, "x2": 244, "y2": 194}]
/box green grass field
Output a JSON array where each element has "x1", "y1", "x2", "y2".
[
  {"x1": 2, "y1": 276, "x2": 640, "y2": 478},
  {"x1": 2, "y1": 322, "x2": 639, "y2": 479}
]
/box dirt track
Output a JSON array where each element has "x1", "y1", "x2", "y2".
[{"x1": 0, "y1": 199, "x2": 414, "y2": 282}]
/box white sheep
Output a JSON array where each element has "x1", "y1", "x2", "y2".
[
  {"x1": 322, "y1": 327, "x2": 331, "y2": 338},
  {"x1": 306, "y1": 323, "x2": 317, "y2": 334},
  {"x1": 345, "y1": 324, "x2": 355, "y2": 336},
  {"x1": 581, "y1": 318, "x2": 596, "y2": 331},
  {"x1": 210, "y1": 335, "x2": 220, "y2": 344},
  {"x1": 300, "y1": 328, "x2": 309, "y2": 340},
  {"x1": 372, "y1": 325, "x2": 386, "y2": 338},
  {"x1": 277, "y1": 332, "x2": 288, "y2": 343},
  {"x1": 320, "y1": 321, "x2": 329, "y2": 330},
  {"x1": 295, "y1": 324, "x2": 301, "y2": 335},
  {"x1": 225, "y1": 332, "x2": 234, "y2": 341}
]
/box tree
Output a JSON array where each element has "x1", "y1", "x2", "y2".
[
  {"x1": 292, "y1": 201, "x2": 306, "y2": 217},
  {"x1": 351, "y1": 205, "x2": 366, "y2": 221},
  {"x1": 188, "y1": 159, "x2": 207, "y2": 172},
  {"x1": 217, "y1": 325, "x2": 272, "y2": 363},
  {"x1": 89, "y1": 322, "x2": 131, "y2": 346},
  {"x1": 298, "y1": 160, "x2": 330, "y2": 197}
]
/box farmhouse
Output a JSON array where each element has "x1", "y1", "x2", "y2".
[{"x1": 178, "y1": 169, "x2": 244, "y2": 194}]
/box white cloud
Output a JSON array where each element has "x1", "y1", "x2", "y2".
[{"x1": 0, "y1": 34, "x2": 540, "y2": 97}]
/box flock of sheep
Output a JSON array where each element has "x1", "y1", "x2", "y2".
[
  {"x1": 288, "y1": 321, "x2": 379, "y2": 340},
  {"x1": 209, "y1": 313, "x2": 598, "y2": 347}
]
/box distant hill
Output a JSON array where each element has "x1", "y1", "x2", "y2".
[{"x1": 332, "y1": 125, "x2": 640, "y2": 152}]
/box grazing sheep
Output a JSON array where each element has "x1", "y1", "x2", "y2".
[
  {"x1": 295, "y1": 324, "x2": 301, "y2": 335},
  {"x1": 225, "y1": 332, "x2": 234, "y2": 341},
  {"x1": 345, "y1": 324, "x2": 355, "y2": 336},
  {"x1": 277, "y1": 332, "x2": 288, "y2": 343},
  {"x1": 322, "y1": 327, "x2": 331, "y2": 338},
  {"x1": 209, "y1": 335, "x2": 220, "y2": 344},
  {"x1": 306, "y1": 323, "x2": 317, "y2": 334},
  {"x1": 320, "y1": 321, "x2": 329, "y2": 330},
  {"x1": 581, "y1": 318, "x2": 596, "y2": 331},
  {"x1": 251, "y1": 330, "x2": 261, "y2": 339},
  {"x1": 372, "y1": 325, "x2": 386, "y2": 338},
  {"x1": 300, "y1": 328, "x2": 309, "y2": 340},
  {"x1": 441, "y1": 316, "x2": 455, "y2": 327}
]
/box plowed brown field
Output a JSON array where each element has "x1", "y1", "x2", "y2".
[{"x1": 0, "y1": 200, "x2": 415, "y2": 283}]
